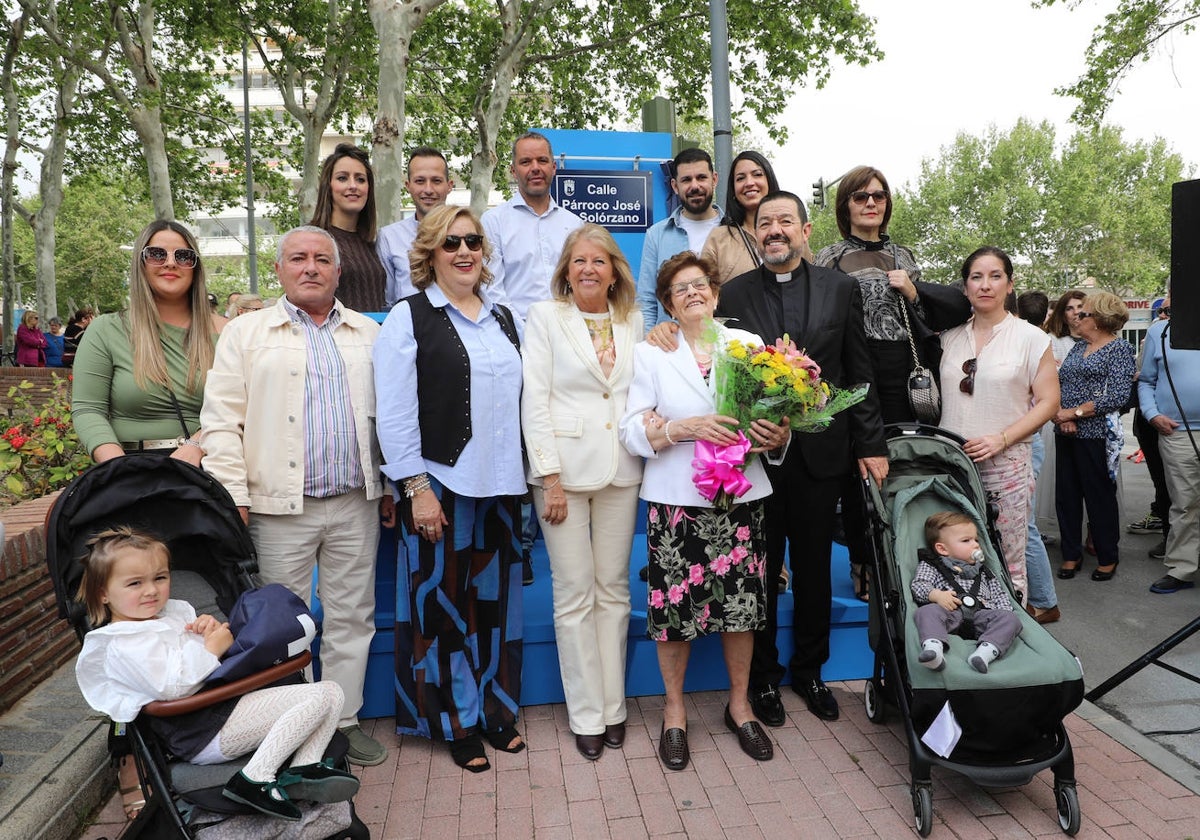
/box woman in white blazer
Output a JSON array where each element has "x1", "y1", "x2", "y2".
[
  {"x1": 619, "y1": 252, "x2": 790, "y2": 772},
  {"x1": 521, "y1": 224, "x2": 644, "y2": 761}
]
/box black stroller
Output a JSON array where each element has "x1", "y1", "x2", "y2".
[
  {"x1": 861, "y1": 425, "x2": 1085, "y2": 836},
  {"x1": 46, "y1": 455, "x2": 369, "y2": 839}
]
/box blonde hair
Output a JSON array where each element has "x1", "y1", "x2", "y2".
[
  {"x1": 409, "y1": 205, "x2": 493, "y2": 293},
  {"x1": 76, "y1": 526, "x2": 170, "y2": 627},
  {"x1": 549, "y1": 224, "x2": 637, "y2": 323},
  {"x1": 21, "y1": 310, "x2": 40, "y2": 329},
  {"x1": 1081, "y1": 291, "x2": 1129, "y2": 334},
  {"x1": 127, "y1": 221, "x2": 215, "y2": 392}
]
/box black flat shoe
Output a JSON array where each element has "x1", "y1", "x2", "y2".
[
  {"x1": 278, "y1": 762, "x2": 360, "y2": 804},
  {"x1": 793, "y1": 678, "x2": 839, "y2": 721},
  {"x1": 222, "y1": 771, "x2": 302, "y2": 821},
  {"x1": 483, "y1": 726, "x2": 526, "y2": 753},
  {"x1": 748, "y1": 685, "x2": 786, "y2": 727},
  {"x1": 449, "y1": 735, "x2": 490, "y2": 773},
  {"x1": 575, "y1": 733, "x2": 604, "y2": 760},
  {"x1": 603, "y1": 722, "x2": 626, "y2": 749},
  {"x1": 658, "y1": 725, "x2": 689, "y2": 771},
  {"x1": 1091, "y1": 565, "x2": 1117, "y2": 582},
  {"x1": 724, "y1": 706, "x2": 773, "y2": 761},
  {"x1": 1057, "y1": 560, "x2": 1082, "y2": 580}
]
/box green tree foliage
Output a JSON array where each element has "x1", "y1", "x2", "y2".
[
  {"x1": 404, "y1": 0, "x2": 882, "y2": 205},
  {"x1": 1038, "y1": 0, "x2": 1199, "y2": 124},
  {"x1": 886, "y1": 119, "x2": 1190, "y2": 296},
  {"x1": 11, "y1": 169, "x2": 153, "y2": 315}
]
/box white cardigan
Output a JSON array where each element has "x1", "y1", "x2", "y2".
[
  {"x1": 619, "y1": 325, "x2": 783, "y2": 507},
  {"x1": 521, "y1": 300, "x2": 644, "y2": 491}
]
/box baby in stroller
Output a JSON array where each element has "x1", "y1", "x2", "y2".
[
  {"x1": 74, "y1": 527, "x2": 359, "y2": 822},
  {"x1": 912, "y1": 512, "x2": 1022, "y2": 674}
]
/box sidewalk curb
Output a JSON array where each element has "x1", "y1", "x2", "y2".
[
  {"x1": 0, "y1": 717, "x2": 109, "y2": 840},
  {"x1": 1075, "y1": 699, "x2": 1200, "y2": 795}
]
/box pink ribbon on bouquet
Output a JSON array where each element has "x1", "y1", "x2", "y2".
[{"x1": 691, "y1": 432, "x2": 754, "y2": 502}]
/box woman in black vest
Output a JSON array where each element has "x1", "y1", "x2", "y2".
[{"x1": 374, "y1": 205, "x2": 526, "y2": 773}]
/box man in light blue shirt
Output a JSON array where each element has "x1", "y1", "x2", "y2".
[
  {"x1": 481, "y1": 132, "x2": 583, "y2": 320},
  {"x1": 1140, "y1": 301, "x2": 1200, "y2": 594},
  {"x1": 377, "y1": 147, "x2": 456, "y2": 307},
  {"x1": 637, "y1": 148, "x2": 723, "y2": 328}
]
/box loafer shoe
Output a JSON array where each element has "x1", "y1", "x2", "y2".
[
  {"x1": 748, "y1": 685, "x2": 786, "y2": 727},
  {"x1": 278, "y1": 762, "x2": 360, "y2": 803},
  {"x1": 574, "y1": 733, "x2": 604, "y2": 760},
  {"x1": 339, "y1": 724, "x2": 387, "y2": 766},
  {"x1": 793, "y1": 678, "x2": 839, "y2": 721},
  {"x1": 1025, "y1": 604, "x2": 1061, "y2": 625},
  {"x1": 1150, "y1": 574, "x2": 1194, "y2": 594},
  {"x1": 223, "y1": 771, "x2": 302, "y2": 821},
  {"x1": 603, "y1": 722, "x2": 626, "y2": 749},
  {"x1": 658, "y1": 725, "x2": 689, "y2": 771},
  {"x1": 724, "y1": 706, "x2": 773, "y2": 761}
]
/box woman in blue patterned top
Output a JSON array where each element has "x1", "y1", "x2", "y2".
[{"x1": 1052, "y1": 292, "x2": 1136, "y2": 582}]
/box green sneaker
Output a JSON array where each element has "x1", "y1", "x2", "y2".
[{"x1": 339, "y1": 724, "x2": 387, "y2": 766}]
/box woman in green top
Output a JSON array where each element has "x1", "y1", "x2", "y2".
[{"x1": 72, "y1": 220, "x2": 218, "y2": 468}]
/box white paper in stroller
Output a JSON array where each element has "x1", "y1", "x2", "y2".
[{"x1": 920, "y1": 700, "x2": 963, "y2": 758}]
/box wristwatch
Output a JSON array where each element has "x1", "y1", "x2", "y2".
[{"x1": 1074, "y1": 408, "x2": 1084, "y2": 418}]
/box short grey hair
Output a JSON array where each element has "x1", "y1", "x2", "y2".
[{"x1": 276, "y1": 225, "x2": 341, "y2": 268}]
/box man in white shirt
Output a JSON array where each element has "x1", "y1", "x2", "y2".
[
  {"x1": 482, "y1": 132, "x2": 584, "y2": 319},
  {"x1": 377, "y1": 147, "x2": 456, "y2": 307},
  {"x1": 637, "y1": 148, "x2": 722, "y2": 328}
]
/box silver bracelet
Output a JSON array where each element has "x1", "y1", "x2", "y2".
[
  {"x1": 543, "y1": 476, "x2": 561, "y2": 489},
  {"x1": 403, "y1": 474, "x2": 431, "y2": 498},
  {"x1": 664, "y1": 421, "x2": 676, "y2": 446},
  {"x1": 180, "y1": 438, "x2": 203, "y2": 450}
]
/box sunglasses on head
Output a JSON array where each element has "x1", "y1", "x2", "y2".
[
  {"x1": 142, "y1": 246, "x2": 198, "y2": 267},
  {"x1": 441, "y1": 234, "x2": 484, "y2": 253},
  {"x1": 960, "y1": 358, "x2": 977, "y2": 396},
  {"x1": 850, "y1": 190, "x2": 888, "y2": 205}
]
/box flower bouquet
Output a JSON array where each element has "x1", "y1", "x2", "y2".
[
  {"x1": 707, "y1": 321, "x2": 869, "y2": 434},
  {"x1": 691, "y1": 321, "x2": 869, "y2": 509}
]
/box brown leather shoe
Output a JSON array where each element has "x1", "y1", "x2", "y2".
[
  {"x1": 603, "y1": 722, "x2": 626, "y2": 749},
  {"x1": 574, "y1": 733, "x2": 604, "y2": 760},
  {"x1": 1025, "y1": 603, "x2": 1061, "y2": 624}
]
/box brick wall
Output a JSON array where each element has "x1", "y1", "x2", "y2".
[
  {"x1": 0, "y1": 492, "x2": 78, "y2": 713},
  {"x1": 1, "y1": 366, "x2": 69, "y2": 417}
]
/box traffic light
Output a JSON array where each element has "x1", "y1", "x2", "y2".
[{"x1": 812, "y1": 178, "x2": 826, "y2": 210}]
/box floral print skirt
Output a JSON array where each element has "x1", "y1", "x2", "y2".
[{"x1": 645, "y1": 500, "x2": 767, "y2": 641}]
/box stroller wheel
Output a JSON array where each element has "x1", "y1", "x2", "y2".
[
  {"x1": 864, "y1": 678, "x2": 887, "y2": 724},
  {"x1": 912, "y1": 783, "x2": 933, "y2": 837},
  {"x1": 1055, "y1": 782, "x2": 1081, "y2": 835}
]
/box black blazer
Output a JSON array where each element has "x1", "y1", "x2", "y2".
[{"x1": 715, "y1": 261, "x2": 886, "y2": 479}]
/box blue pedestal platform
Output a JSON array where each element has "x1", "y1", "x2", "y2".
[{"x1": 316, "y1": 509, "x2": 872, "y2": 720}]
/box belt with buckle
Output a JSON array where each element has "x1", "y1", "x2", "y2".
[{"x1": 121, "y1": 437, "x2": 188, "y2": 452}]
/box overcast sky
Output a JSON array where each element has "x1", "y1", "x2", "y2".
[{"x1": 766, "y1": 0, "x2": 1199, "y2": 198}]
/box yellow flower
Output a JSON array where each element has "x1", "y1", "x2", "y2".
[{"x1": 729, "y1": 342, "x2": 748, "y2": 360}]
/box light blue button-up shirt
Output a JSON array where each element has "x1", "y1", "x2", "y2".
[
  {"x1": 374, "y1": 283, "x2": 526, "y2": 498},
  {"x1": 481, "y1": 193, "x2": 583, "y2": 319},
  {"x1": 376, "y1": 216, "x2": 419, "y2": 309}
]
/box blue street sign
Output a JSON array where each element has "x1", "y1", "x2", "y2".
[{"x1": 551, "y1": 170, "x2": 654, "y2": 233}]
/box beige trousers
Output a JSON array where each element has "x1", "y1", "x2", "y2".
[
  {"x1": 533, "y1": 483, "x2": 639, "y2": 736},
  {"x1": 249, "y1": 490, "x2": 379, "y2": 726}
]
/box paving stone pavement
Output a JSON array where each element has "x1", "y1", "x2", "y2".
[{"x1": 73, "y1": 681, "x2": 1200, "y2": 839}]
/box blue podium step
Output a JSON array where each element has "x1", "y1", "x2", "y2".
[{"x1": 338, "y1": 519, "x2": 871, "y2": 720}]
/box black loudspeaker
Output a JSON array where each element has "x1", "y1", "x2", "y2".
[{"x1": 1170, "y1": 179, "x2": 1200, "y2": 349}]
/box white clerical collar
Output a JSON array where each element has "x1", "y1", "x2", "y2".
[{"x1": 774, "y1": 272, "x2": 792, "y2": 284}]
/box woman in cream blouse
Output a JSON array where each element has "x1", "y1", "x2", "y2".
[{"x1": 521, "y1": 224, "x2": 644, "y2": 760}]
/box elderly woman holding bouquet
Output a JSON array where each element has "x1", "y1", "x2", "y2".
[
  {"x1": 521, "y1": 224, "x2": 644, "y2": 761},
  {"x1": 620, "y1": 252, "x2": 791, "y2": 772}
]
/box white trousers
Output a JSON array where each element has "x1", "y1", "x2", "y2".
[
  {"x1": 1160, "y1": 431, "x2": 1200, "y2": 581},
  {"x1": 249, "y1": 491, "x2": 379, "y2": 726},
  {"x1": 533, "y1": 483, "x2": 639, "y2": 735}
]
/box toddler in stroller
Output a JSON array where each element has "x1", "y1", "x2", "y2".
[
  {"x1": 74, "y1": 527, "x2": 359, "y2": 822},
  {"x1": 912, "y1": 512, "x2": 1022, "y2": 674}
]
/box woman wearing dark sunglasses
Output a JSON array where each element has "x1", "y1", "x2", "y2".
[
  {"x1": 68, "y1": 219, "x2": 218, "y2": 821},
  {"x1": 938, "y1": 246, "x2": 1059, "y2": 604},
  {"x1": 374, "y1": 205, "x2": 527, "y2": 772},
  {"x1": 813, "y1": 165, "x2": 971, "y2": 600}
]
